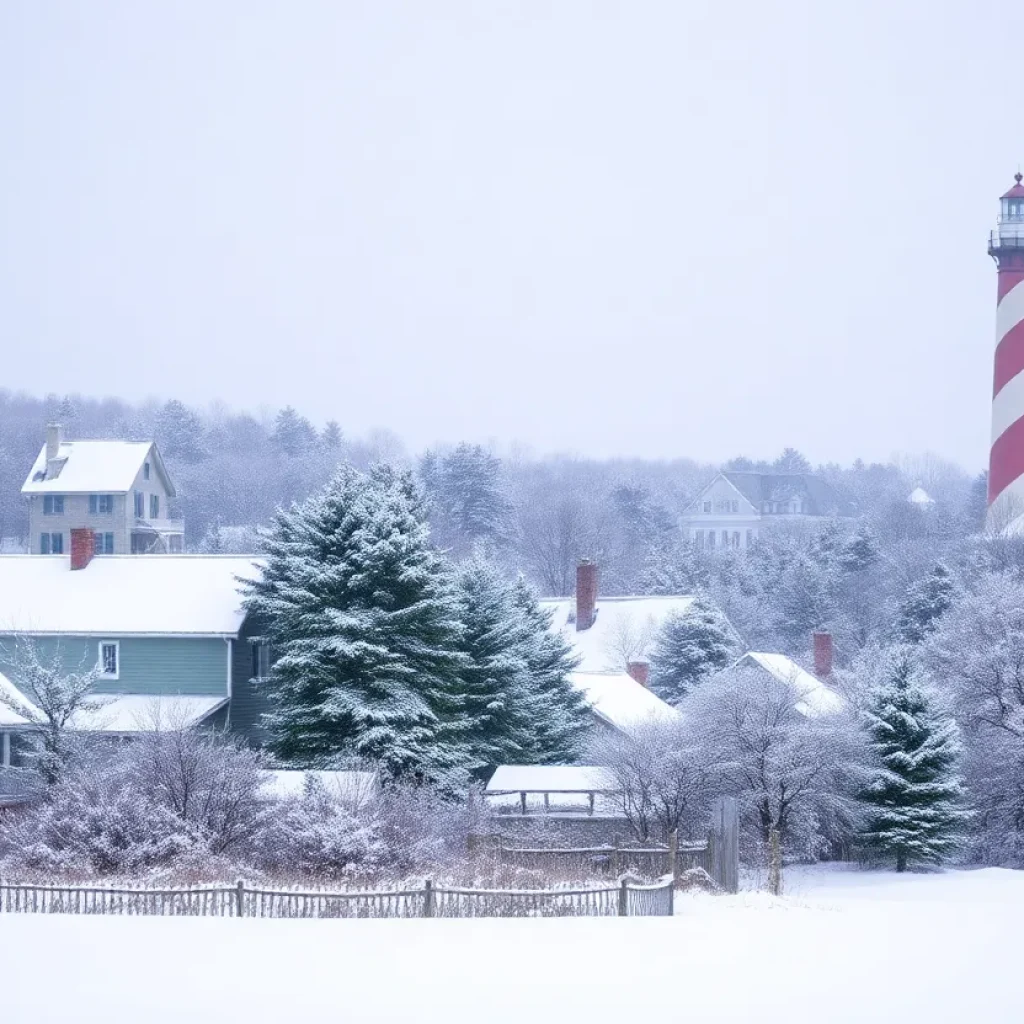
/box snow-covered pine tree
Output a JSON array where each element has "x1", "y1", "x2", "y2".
[
  {"x1": 241, "y1": 465, "x2": 468, "y2": 781},
  {"x1": 860, "y1": 649, "x2": 967, "y2": 871},
  {"x1": 447, "y1": 558, "x2": 540, "y2": 777},
  {"x1": 508, "y1": 574, "x2": 592, "y2": 763},
  {"x1": 896, "y1": 563, "x2": 955, "y2": 645},
  {"x1": 648, "y1": 598, "x2": 737, "y2": 704}
]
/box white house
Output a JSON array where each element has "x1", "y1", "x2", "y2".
[
  {"x1": 681, "y1": 471, "x2": 858, "y2": 551},
  {"x1": 22, "y1": 424, "x2": 183, "y2": 556}
]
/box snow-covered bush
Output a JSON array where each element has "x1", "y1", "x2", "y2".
[
  {"x1": 0, "y1": 766, "x2": 196, "y2": 877},
  {"x1": 121, "y1": 717, "x2": 267, "y2": 854},
  {"x1": 258, "y1": 781, "x2": 387, "y2": 880},
  {"x1": 375, "y1": 783, "x2": 481, "y2": 874}
]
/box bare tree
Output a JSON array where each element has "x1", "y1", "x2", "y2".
[
  {"x1": 682, "y1": 665, "x2": 865, "y2": 860},
  {"x1": 125, "y1": 703, "x2": 267, "y2": 854},
  {"x1": 592, "y1": 717, "x2": 715, "y2": 843},
  {"x1": 0, "y1": 637, "x2": 102, "y2": 784}
]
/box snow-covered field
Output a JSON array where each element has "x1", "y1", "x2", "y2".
[{"x1": 1, "y1": 865, "x2": 1019, "y2": 1023}]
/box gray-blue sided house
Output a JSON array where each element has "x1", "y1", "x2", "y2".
[{"x1": 0, "y1": 543, "x2": 270, "y2": 775}]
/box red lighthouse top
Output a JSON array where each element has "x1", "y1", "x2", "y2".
[{"x1": 1001, "y1": 172, "x2": 1024, "y2": 200}]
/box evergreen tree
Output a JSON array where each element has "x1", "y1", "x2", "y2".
[
  {"x1": 321, "y1": 420, "x2": 344, "y2": 452},
  {"x1": 242, "y1": 465, "x2": 468, "y2": 781},
  {"x1": 419, "y1": 443, "x2": 511, "y2": 552},
  {"x1": 648, "y1": 598, "x2": 738, "y2": 704},
  {"x1": 448, "y1": 559, "x2": 540, "y2": 777},
  {"x1": 896, "y1": 564, "x2": 955, "y2": 645},
  {"x1": 840, "y1": 524, "x2": 880, "y2": 572},
  {"x1": 860, "y1": 650, "x2": 967, "y2": 871},
  {"x1": 155, "y1": 399, "x2": 208, "y2": 463},
  {"x1": 271, "y1": 406, "x2": 318, "y2": 457},
  {"x1": 773, "y1": 447, "x2": 811, "y2": 474},
  {"x1": 508, "y1": 574, "x2": 592, "y2": 763}
]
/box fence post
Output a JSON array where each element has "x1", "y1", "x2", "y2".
[
  {"x1": 423, "y1": 879, "x2": 434, "y2": 918},
  {"x1": 668, "y1": 829, "x2": 678, "y2": 881},
  {"x1": 612, "y1": 835, "x2": 621, "y2": 876},
  {"x1": 618, "y1": 878, "x2": 628, "y2": 917},
  {"x1": 767, "y1": 829, "x2": 782, "y2": 897},
  {"x1": 235, "y1": 880, "x2": 245, "y2": 918},
  {"x1": 666, "y1": 876, "x2": 674, "y2": 917}
]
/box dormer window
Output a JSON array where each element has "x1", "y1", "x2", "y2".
[{"x1": 43, "y1": 495, "x2": 64, "y2": 516}]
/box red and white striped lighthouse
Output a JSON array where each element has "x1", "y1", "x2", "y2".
[{"x1": 988, "y1": 172, "x2": 1024, "y2": 523}]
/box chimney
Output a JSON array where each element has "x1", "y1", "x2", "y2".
[
  {"x1": 576, "y1": 559, "x2": 598, "y2": 631},
  {"x1": 627, "y1": 659, "x2": 650, "y2": 688},
  {"x1": 813, "y1": 631, "x2": 833, "y2": 679},
  {"x1": 70, "y1": 528, "x2": 95, "y2": 571},
  {"x1": 45, "y1": 423, "x2": 63, "y2": 476}
]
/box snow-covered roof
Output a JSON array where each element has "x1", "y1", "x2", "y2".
[
  {"x1": 0, "y1": 688, "x2": 227, "y2": 732},
  {"x1": 486, "y1": 765, "x2": 617, "y2": 793},
  {"x1": 0, "y1": 670, "x2": 35, "y2": 726},
  {"x1": 570, "y1": 671, "x2": 678, "y2": 731},
  {"x1": 71, "y1": 695, "x2": 227, "y2": 732},
  {"x1": 0, "y1": 555, "x2": 261, "y2": 636},
  {"x1": 539, "y1": 595, "x2": 697, "y2": 673},
  {"x1": 908, "y1": 487, "x2": 935, "y2": 506},
  {"x1": 259, "y1": 770, "x2": 379, "y2": 806},
  {"x1": 739, "y1": 652, "x2": 844, "y2": 716},
  {"x1": 22, "y1": 440, "x2": 174, "y2": 496}
]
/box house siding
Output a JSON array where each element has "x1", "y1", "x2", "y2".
[
  {"x1": 229, "y1": 615, "x2": 272, "y2": 744},
  {"x1": 0, "y1": 635, "x2": 229, "y2": 697}
]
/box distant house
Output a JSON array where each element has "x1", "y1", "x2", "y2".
[
  {"x1": 0, "y1": 548, "x2": 271, "y2": 769},
  {"x1": 22, "y1": 424, "x2": 184, "y2": 556},
  {"x1": 539, "y1": 561, "x2": 687, "y2": 732},
  {"x1": 723, "y1": 633, "x2": 843, "y2": 718},
  {"x1": 681, "y1": 471, "x2": 858, "y2": 551},
  {"x1": 908, "y1": 486, "x2": 936, "y2": 507}
]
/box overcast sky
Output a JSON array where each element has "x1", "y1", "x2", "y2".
[{"x1": 1, "y1": 2, "x2": 1020, "y2": 470}]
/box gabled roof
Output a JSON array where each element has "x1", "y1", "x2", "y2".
[
  {"x1": 486, "y1": 765, "x2": 616, "y2": 793},
  {"x1": 908, "y1": 486, "x2": 935, "y2": 505},
  {"x1": 22, "y1": 440, "x2": 175, "y2": 496},
  {"x1": 539, "y1": 595, "x2": 697, "y2": 673},
  {"x1": 570, "y1": 671, "x2": 679, "y2": 731},
  {"x1": 736, "y1": 651, "x2": 843, "y2": 717},
  {"x1": 719, "y1": 471, "x2": 857, "y2": 517},
  {"x1": 0, "y1": 555, "x2": 261, "y2": 636}
]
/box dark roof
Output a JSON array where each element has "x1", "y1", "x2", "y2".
[
  {"x1": 721, "y1": 472, "x2": 858, "y2": 517},
  {"x1": 1002, "y1": 173, "x2": 1024, "y2": 200}
]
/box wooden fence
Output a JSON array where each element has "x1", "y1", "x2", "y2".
[
  {"x1": 0, "y1": 876, "x2": 674, "y2": 919},
  {"x1": 497, "y1": 831, "x2": 711, "y2": 880}
]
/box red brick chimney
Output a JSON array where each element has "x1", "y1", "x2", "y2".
[
  {"x1": 575, "y1": 559, "x2": 598, "y2": 631},
  {"x1": 813, "y1": 631, "x2": 833, "y2": 679},
  {"x1": 70, "y1": 528, "x2": 95, "y2": 571},
  {"x1": 627, "y1": 659, "x2": 650, "y2": 687}
]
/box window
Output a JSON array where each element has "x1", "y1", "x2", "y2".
[
  {"x1": 251, "y1": 641, "x2": 271, "y2": 680},
  {"x1": 707, "y1": 531, "x2": 716, "y2": 550},
  {"x1": 89, "y1": 494, "x2": 113, "y2": 515},
  {"x1": 150, "y1": 494, "x2": 160, "y2": 519},
  {"x1": 40, "y1": 532, "x2": 63, "y2": 555},
  {"x1": 98, "y1": 641, "x2": 119, "y2": 679},
  {"x1": 731, "y1": 500, "x2": 739, "y2": 513},
  {"x1": 694, "y1": 529, "x2": 705, "y2": 550},
  {"x1": 763, "y1": 501, "x2": 771, "y2": 513},
  {"x1": 746, "y1": 529, "x2": 754, "y2": 548},
  {"x1": 42, "y1": 495, "x2": 64, "y2": 516},
  {"x1": 94, "y1": 532, "x2": 114, "y2": 555},
  {"x1": 732, "y1": 531, "x2": 740, "y2": 548},
  {"x1": 144, "y1": 462, "x2": 151, "y2": 481},
  {"x1": 134, "y1": 491, "x2": 145, "y2": 518},
  {"x1": 702, "y1": 501, "x2": 712, "y2": 513}
]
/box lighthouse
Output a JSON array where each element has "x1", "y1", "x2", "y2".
[{"x1": 988, "y1": 172, "x2": 1024, "y2": 524}]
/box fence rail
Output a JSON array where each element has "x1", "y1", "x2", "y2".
[
  {"x1": 0, "y1": 876, "x2": 674, "y2": 919},
  {"x1": 497, "y1": 832, "x2": 711, "y2": 879}
]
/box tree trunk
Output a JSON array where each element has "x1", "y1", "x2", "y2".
[{"x1": 896, "y1": 849, "x2": 907, "y2": 873}]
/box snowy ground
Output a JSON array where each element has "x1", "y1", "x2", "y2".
[{"x1": 1, "y1": 864, "x2": 1019, "y2": 1022}]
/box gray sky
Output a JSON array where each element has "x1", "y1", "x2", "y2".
[{"x1": 1, "y1": 1, "x2": 1019, "y2": 470}]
